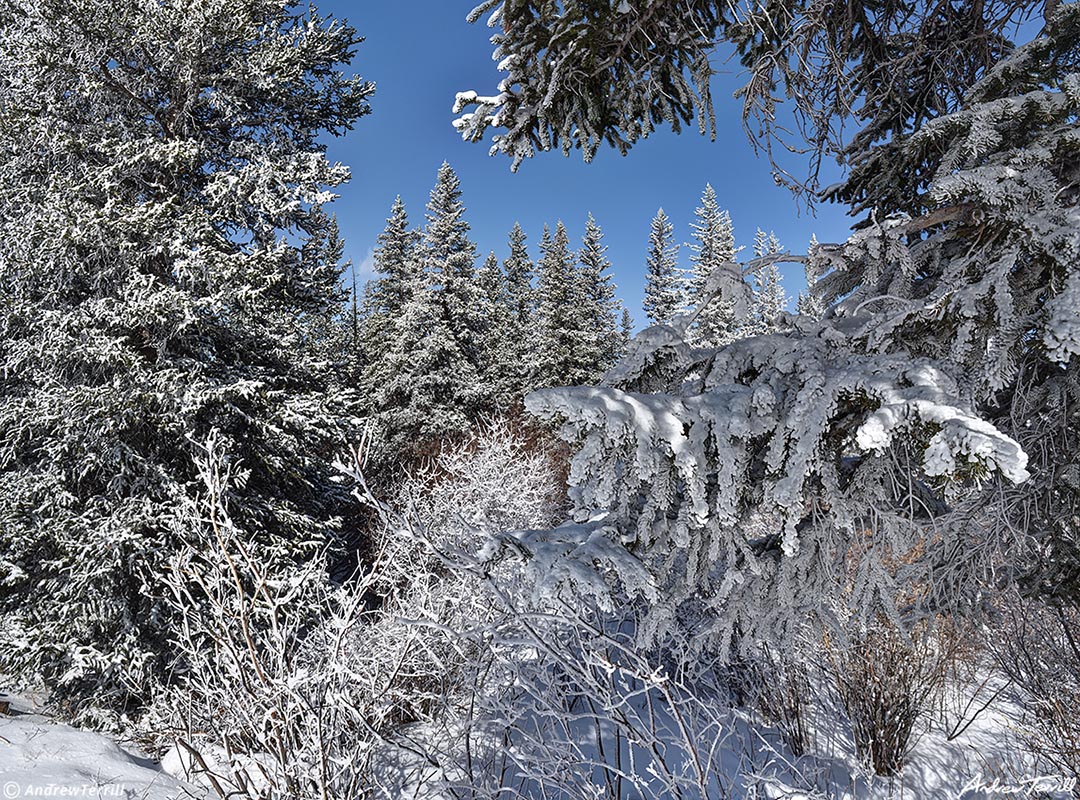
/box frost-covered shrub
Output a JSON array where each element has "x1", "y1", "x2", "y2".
[
  {"x1": 395, "y1": 417, "x2": 566, "y2": 542},
  {"x1": 383, "y1": 515, "x2": 868, "y2": 800},
  {"x1": 152, "y1": 436, "x2": 377, "y2": 799},
  {"x1": 348, "y1": 417, "x2": 566, "y2": 728},
  {"x1": 825, "y1": 619, "x2": 950, "y2": 776},
  {"x1": 156, "y1": 420, "x2": 565, "y2": 798},
  {"x1": 366, "y1": 519, "x2": 751, "y2": 800},
  {"x1": 444, "y1": 598, "x2": 747, "y2": 799},
  {"x1": 990, "y1": 595, "x2": 1080, "y2": 789},
  {"x1": 369, "y1": 441, "x2": 808, "y2": 797},
  {"x1": 744, "y1": 644, "x2": 814, "y2": 758}
]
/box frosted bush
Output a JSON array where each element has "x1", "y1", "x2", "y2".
[
  {"x1": 825, "y1": 619, "x2": 950, "y2": 776},
  {"x1": 344, "y1": 418, "x2": 566, "y2": 729},
  {"x1": 990, "y1": 595, "x2": 1080, "y2": 790},
  {"x1": 154, "y1": 420, "x2": 565, "y2": 798}
]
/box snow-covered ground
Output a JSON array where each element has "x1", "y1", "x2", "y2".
[
  {"x1": 0, "y1": 695, "x2": 206, "y2": 800},
  {"x1": 1, "y1": 674, "x2": 1075, "y2": 800},
  {"x1": 329, "y1": 670, "x2": 1079, "y2": 799},
  {"x1": 740, "y1": 679, "x2": 1076, "y2": 799}
]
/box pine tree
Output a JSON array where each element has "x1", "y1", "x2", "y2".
[
  {"x1": 373, "y1": 256, "x2": 484, "y2": 458},
  {"x1": 305, "y1": 211, "x2": 361, "y2": 387},
  {"x1": 0, "y1": 0, "x2": 372, "y2": 713},
  {"x1": 360, "y1": 197, "x2": 420, "y2": 406},
  {"x1": 578, "y1": 214, "x2": 621, "y2": 377},
  {"x1": 643, "y1": 208, "x2": 683, "y2": 325},
  {"x1": 746, "y1": 229, "x2": 788, "y2": 336},
  {"x1": 617, "y1": 307, "x2": 635, "y2": 360},
  {"x1": 370, "y1": 196, "x2": 419, "y2": 317},
  {"x1": 424, "y1": 163, "x2": 488, "y2": 384},
  {"x1": 370, "y1": 164, "x2": 490, "y2": 457},
  {"x1": 796, "y1": 234, "x2": 828, "y2": 321},
  {"x1": 536, "y1": 222, "x2": 591, "y2": 387},
  {"x1": 502, "y1": 222, "x2": 537, "y2": 397},
  {"x1": 504, "y1": 222, "x2": 536, "y2": 329},
  {"x1": 478, "y1": 251, "x2": 517, "y2": 404},
  {"x1": 686, "y1": 185, "x2": 741, "y2": 346}
]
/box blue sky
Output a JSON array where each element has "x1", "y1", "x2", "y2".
[{"x1": 318, "y1": 2, "x2": 855, "y2": 324}]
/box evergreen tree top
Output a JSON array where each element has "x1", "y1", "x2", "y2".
[
  {"x1": 504, "y1": 222, "x2": 532, "y2": 273},
  {"x1": 643, "y1": 207, "x2": 682, "y2": 326},
  {"x1": 424, "y1": 162, "x2": 473, "y2": 259},
  {"x1": 374, "y1": 196, "x2": 417, "y2": 273},
  {"x1": 479, "y1": 250, "x2": 504, "y2": 300},
  {"x1": 578, "y1": 213, "x2": 610, "y2": 271}
]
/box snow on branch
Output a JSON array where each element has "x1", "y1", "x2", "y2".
[{"x1": 519, "y1": 206, "x2": 1032, "y2": 655}]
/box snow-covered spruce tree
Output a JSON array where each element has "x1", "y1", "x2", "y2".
[
  {"x1": 0, "y1": 0, "x2": 370, "y2": 716},
  {"x1": 504, "y1": 222, "x2": 536, "y2": 323},
  {"x1": 501, "y1": 221, "x2": 538, "y2": 398},
  {"x1": 454, "y1": 0, "x2": 1023, "y2": 204},
  {"x1": 359, "y1": 196, "x2": 420, "y2": 401},
  {"x1": 807, "y1": 7, "x2": 1080, "y2": 603},
  {"x1": 453, "y1": 1, "x2": 723, "y2": 170},
  {"x1": 367, "y1": 196, "x2": 418, "y2": 323},
  {"x1": 745, "y1": 229, "x2": 788, "y2": 336},
  {"x1": 477, "y1": 8, "x2": 1075, "y2": 657},
  {"x1": 425, "y1": 162, "x2": 489, "y2": 386},
  {"x1": 284, "y1": 207, "x2": 359, "y2": 390},
  {"x1": 618, "y1": 308, "x2": 635, "y2": 359},
  {"x1": 478, "y1": 250, "x2": 518, "y2": 405},
  {"x1": 536, "y1": 221, "x2": 593, "y2": 387},
  {"x1": 643, "y1": 207, "x2": 683, "y2": 325},
  {"x1": 368, "y1": 164, "x2": 491, "y2": 463},
  {"x1": 517, "y1": 9, "x2": 1080, "y2": 657},
  {"x1": 686, "y1": 184, "x2": 741, "y2": 346},
  {"x1": 372, "y1": 267, "x2": 479, "y2": 462},
  {"x1": 577, "y1": 214, "x2": 622, "y2": 377},
  {"x1": 527, "y1": 274, "x2": 1031, "y2": 657},
  {"x1": 761, "y1": 230, "x2": 783, "y2": 256},
  {"x1": 796, "y1": 234, "x2": 828, "y2": 321}
]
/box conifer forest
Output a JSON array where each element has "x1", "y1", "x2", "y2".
[{"x1": 1, "y1": 0, "x2": 1080, "y2": 797}]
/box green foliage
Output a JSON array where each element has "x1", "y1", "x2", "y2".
[
  {"x1": 366, "y1": 164, "x2": 489, "y2": 462},
  {"x1": 0, "y1": 0, "x2": 371, "y2": 716},
  {"x1": 454, "y1": 0, "x2": 722, "y2": 169},
  {"x1": 686, "y1": 184, "x2": 740, "y2": 346},
  {"x1": 643, "y1": 208, "x2": 682, "y2": 325}
]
